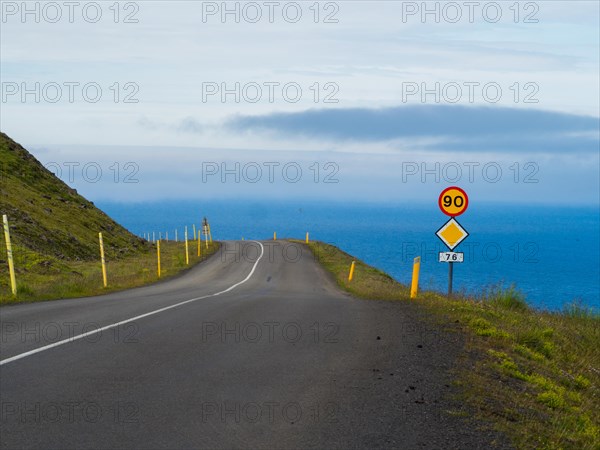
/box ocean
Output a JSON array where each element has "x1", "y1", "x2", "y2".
[{"x1": 97, "y1": 200, "x2": 599, "y2": 312}]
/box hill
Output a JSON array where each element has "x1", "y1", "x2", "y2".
[
  {"x1": 0, "y1": 132, "x2": 220, "y2": 303},
  {"x1": 0, "y1": 132, "x2": 147, "y2": 263}
]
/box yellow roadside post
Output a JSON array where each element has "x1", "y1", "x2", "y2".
[
  {"x1": 410, "y1": 256, "x2": 421, "y2": 299},
  {"x1": 2, "y1": 215, "x2": 17, "y2": 296},
  {"x1": 185, "y1": 226, "x2": 189, "y2": 265},
  {"x1": 157, "y1": 240, "x2": 161, "y2": 278},
  {"x1": 193, "y1": 224, "x2": 197, "y2": 240},
  {"x1": 208, "y1": 223, "x2": 213, "y2": 243},
  {"x1": 197, "y1": 231, "x2": 201, "y2": 257},
  {"x1": 273, "y1": 232, "x2": 277, "y2": 241},
  {"x1": 305, "y1": 232, "x2": 309, "y2": 244},
  {"x1": 98, "y1": 232, "x2": 108, "y2": 287},
  {"x1": 348, "y1": 261, "x2": 356, "y2": 282}
]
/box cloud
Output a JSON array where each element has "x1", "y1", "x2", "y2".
[
  {"x1": 136, "y1": 116, "x2": 205, "y2": 134},
  {"x1": 137, "y1": 116, "x2": 160, "y2": 131},
  {"x1": 226, "y1": 105, "x2": 600, "y2": 153},
  {"x1": 176, "y1": 117, "x2": 203, "y2": 134}
]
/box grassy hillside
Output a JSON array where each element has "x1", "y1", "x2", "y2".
[
  {"x1": 303, "y1": 240, "x2": 599, "y2": 450},
  {"x1": 0, "y1": 132, "x2": 147, "y2": 262},
  {"x1": 0, "y1": 132, "x2": 221, "y2": 303}
]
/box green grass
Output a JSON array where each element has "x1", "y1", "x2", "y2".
[
  {"x1": 0, "y1": 241, "x2": 220, "y2": 304},
  {"x1": 303, "y1": 240, "x2": 600, "y2": 450}
]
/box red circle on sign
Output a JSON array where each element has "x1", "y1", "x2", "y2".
[{"x1": 438, "y1": 186, "x2": 469, "y2": 217}]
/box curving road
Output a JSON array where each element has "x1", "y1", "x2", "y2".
[{"x1": 0, "y1": 241, "x2": 509, "y2": 449}]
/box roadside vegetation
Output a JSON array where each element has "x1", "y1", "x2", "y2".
[
  {"x1": 0, "y1": 241, "x2": 220, "y2": 304},
  {"x1": 304, "y1": 240, "x2": 599, "y2": 450}
]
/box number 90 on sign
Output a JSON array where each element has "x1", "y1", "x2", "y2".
[
  {"x1": 438, "y1": 186, "x2": 469, "y2": 217},
  {"x1": 439, "y1": 252, "x2": 464, "y2": 263}
]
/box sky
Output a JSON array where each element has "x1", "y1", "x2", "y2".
[{"x1": 1, "y1": 1, "x2": 599, "y2": 204}]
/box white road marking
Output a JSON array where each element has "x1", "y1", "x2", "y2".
[{"x1": 0, "y1": 241, "x2": 265, "y2": 366}]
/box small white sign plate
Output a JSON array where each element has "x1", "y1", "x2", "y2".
[{"x1": 439, "y1": 252, "x2": 464, "y2": 263}]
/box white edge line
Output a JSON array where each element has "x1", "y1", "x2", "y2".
[{"x1": 0, "y1": 241, "x2": 265, "y2": 366}]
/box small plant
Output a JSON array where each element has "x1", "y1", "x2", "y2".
[
  {"x1": 469, "y1": 317, "x2": 509, "y2": 338},
  {"x1": 563, "y1": 300, "x2": 598, "y2": 320},
  {"x1": 489, "y1": 350, "x2": 528, "y2": 380},
  {"x1": 537, "y1": 391, "x2": 564, "y2": 409},
  {"x1": 514, "y1": 344, "x2": 545, "y2": 362},
  {"x1": 16, "y1": 282, "x2": 34, "y2": 296},
  {"x1": 516, "y1": 329, "x2": 554, "y2": 359},
  {"x1": 574, "y1": 374, "x2": 591, "y2": 390},
  {"x1": 485, "y1": 284, "x2": 529, "y2": 312}
]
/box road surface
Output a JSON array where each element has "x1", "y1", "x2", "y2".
[{"x1": 0, "y1": 241, "x2": 509, "y2": 449}]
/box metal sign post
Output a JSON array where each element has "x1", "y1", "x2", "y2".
[{"x1": 448, "y1": 261, "x2": 453, "y2": 296}]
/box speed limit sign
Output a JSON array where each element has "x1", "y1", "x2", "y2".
[{"x1": 438, "y1": 186, "x2": 469, "y2": 217}]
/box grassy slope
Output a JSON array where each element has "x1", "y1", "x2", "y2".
[
  {"x1": 304, "y1": 240, "x2": 599, "y2": 450},
  {"x1": 0, "y1": 132, "x2": 147, "y2": 262},
  {"x1": 0, "y1": 132, "x2": 219, "y2": 302}
]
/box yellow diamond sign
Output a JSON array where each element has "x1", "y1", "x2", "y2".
[{"x1": 436, "y1": 218, "x2": 469, "y2": 251}]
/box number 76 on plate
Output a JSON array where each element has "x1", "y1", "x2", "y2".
[{"x1": 438, "y1": 252, "x2": 464, "y2": 263}]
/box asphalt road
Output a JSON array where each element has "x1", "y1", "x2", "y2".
[{"x1": 0, "y1": 241, "x2": 510, "y2": 449}]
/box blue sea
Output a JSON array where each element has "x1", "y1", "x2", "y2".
[{"x1": 98, "y1": 200, "x2": 599, "y2": 312}]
